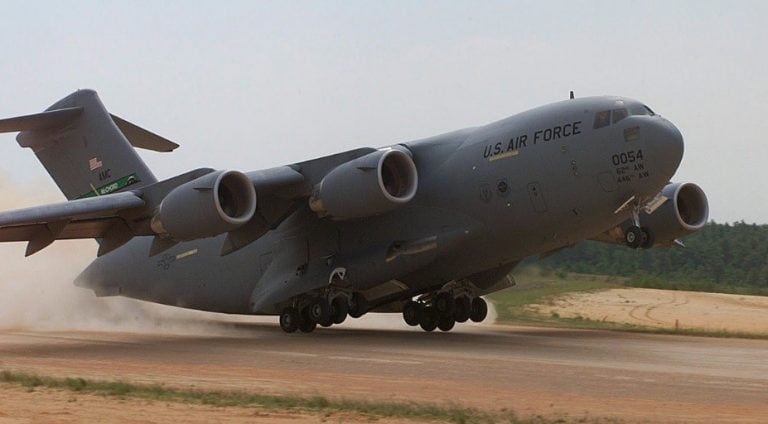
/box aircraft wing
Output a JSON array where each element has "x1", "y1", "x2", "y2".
[
  {"x1": 0, "y1": 192, "x2": 145, "y2": 256},
  {"x1": 0, "y1": 146, "x2": 379, "y2": 258}
]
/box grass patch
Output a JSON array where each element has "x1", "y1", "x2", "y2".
[
  {"x1": 489, "y1": 267, "x2": 623, "y2": 325},
  {"x1": 0, "y1": 370, "x2": 597, "y2": 424},
  {"x1": 487, "y1": 267, "x2": 768, "y2": 340}
]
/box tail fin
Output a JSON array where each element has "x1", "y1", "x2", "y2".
[{"x1": 0, "y1": 89, "x2": 178, "y2": 200}]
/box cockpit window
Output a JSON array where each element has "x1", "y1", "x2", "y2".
[
  {"x1": 629, "y1": 104, "x2": 654, "y2": 116},
  {"x1": 595, "y1": 104, "x2": 654, "y2": 130},
  {"x1": 593, "y1": 110, "x2": 611, "y2": 129},
  {"x1": 612, "y1": 108, "x2": 628, "y2": 124}
]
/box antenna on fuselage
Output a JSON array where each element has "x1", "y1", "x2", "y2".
[{"x1": 569, "y1": 90, "x2": 575, "y2": 99}]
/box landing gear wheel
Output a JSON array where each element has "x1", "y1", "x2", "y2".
[
  {"x1": 279, "y1": 307, "x2": 300, "y2": 333},
  {"x1": 434, "y1": 292, "x2": 456, "y2": 315},
  {"x1": 331, "y1": 297, "x2": 348, "y2": 325},
  {"x1": 624, "y1": 225, "x2": 643, "y2": 249},
  {"x1": 454, "y1": 296, "x2": 471, "y2": 323},
  {"x1": 402, "y1": 300, "x2": 422, "y2": 326},
  {"x1": 419, "y1": 306, "x2": 438, "y2": 332},
  {"x1": 470, "y1": 297, "x2": 488, "y2": 323},
  {"x1": 437, "y1": 314, "x2": 455, "y2": 332},
  {"x1": 348, "y1": 292, "x2": 368, "y2": 319},
  {"x1": 640, "y1": 227, "x2": 655, "y2": 249},
  {"x1": 308, "y1": 298, "x2": 332, "y2": 327},
  {"x1": 298, "y1": 308, "x2": 317, "y2": 333}
]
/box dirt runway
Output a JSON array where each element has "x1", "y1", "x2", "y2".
[{"x1": 1, "y1": 317, "x2": 767, "y2": 423}]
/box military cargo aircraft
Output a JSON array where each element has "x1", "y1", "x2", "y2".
[{"x1": 0, "y1": 90, "x2": 708, "y2": 333}]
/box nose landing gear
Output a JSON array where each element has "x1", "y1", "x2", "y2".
[
  {"x1": 620, "y1": 200, "x2": 655, "y2": 249},
  {"x1": 624, "y1": 225, "x2": 654, "y2": 249}
]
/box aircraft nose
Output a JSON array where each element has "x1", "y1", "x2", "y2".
[{"x1": 648, "y1": 118, "x2": 684, "y2": 178}]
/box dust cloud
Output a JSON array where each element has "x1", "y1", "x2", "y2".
[
  {"x1": 0, "y1": 176, "x2": 257, "y2": 335},
  {"x1": 0, "y1": 176, "x2": 494, "y2": 335}
]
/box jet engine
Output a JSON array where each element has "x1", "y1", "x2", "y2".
[
  {"x1": 643, "y1": 182, "x2": 709, "y2": 246},
  {"x1": 309, "y1": 148, "x2": 418, "y2": 220},
  {"x1": 151, "y1": 170, "x2": 257, "y2": 240}
]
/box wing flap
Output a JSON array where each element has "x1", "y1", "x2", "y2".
[{"x1": 0, "y1": 192, "x2": 146, "y2": 255}]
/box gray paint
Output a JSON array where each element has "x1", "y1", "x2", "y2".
[{"x1": 1, "y1": 91, "x2": 699, "y2": 325}]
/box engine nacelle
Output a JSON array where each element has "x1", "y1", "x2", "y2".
[
  {"x1": 643, "y1": 182, "x2": 709, "y2": 246},
  {"x1": 309, "y1": 148, "x2": 418, "y2": 220},
  {"x1": 151, "y1": 170, "x2": 257, "y2": 241}
]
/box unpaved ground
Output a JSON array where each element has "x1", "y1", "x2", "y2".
[
  {"x1": 529, "y1": 288, "x2": 768, "y2": 334},
  {"x1": 1, "y1": 323, "x2": 767, "y2": 424},
  {"x1": 0, "y1": 385, "x2": 419, "y2": 424}
]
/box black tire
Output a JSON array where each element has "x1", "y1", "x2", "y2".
[
  {"x1": 299, "y1": 308, "x2": 317, "y2": 333},
  {"x1": 437, "y1": 314, "x2": 455, "y2": 332},
  {"x1": 318, "y1": 316, "x2": 333, "y2": 327},
  {"x1": 419, "y1": 307, "x2": 438, "y2": 332},
  {"x1": 308, "y1": 298, "x2": 332, "y2": 327},
  {"x1": 434, "y1": 292, "x2": 455, "y2": 315},
  {"x1": 279, "y1": 307, "x2": 300, "y2": 333},
  {"x1": 402, "y1": 300, "x2": 422, "y2": 326},
  {"x1": 470, "y1": 297, "x2": 488, "y2": 323},
  {"x1": 454, "y1": 296, "x2": 471, "y2": 323},
  {"x1": 640, "y1": 227, "x2": 655, "y2": 249},
  {"x1": 348, "y1": 292, "x2": 368, "y2": 318},
  {"x1": 625, "y1": 225, "x2": 643, "y2": 249},
  {"x1": 331, "y1": 297, "x2": 348, "y2": 325}
]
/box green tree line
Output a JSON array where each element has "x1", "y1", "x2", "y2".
[{"x1": 537, "y1": 222, "x2": 768, "y2": 292}]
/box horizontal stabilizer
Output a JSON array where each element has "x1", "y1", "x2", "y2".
[
  {"x1": 110, "y1": 114, "x2": 179, "y2": 152},
  {"x1": 0, "y1": 107, "x2": 83, "y2": 133}
]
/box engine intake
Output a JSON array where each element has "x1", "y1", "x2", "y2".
[
  {"x1": 151, "y1": 170, "x2": 257, "y2": 241},
  {"x1": 643, "y1": 182, "x2": 709, "y2": 246},
  {"x1": 310, "y1": 148, "x2": 418, "y2": 220}
]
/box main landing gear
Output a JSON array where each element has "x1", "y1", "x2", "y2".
[
  {"x1": 402, "y1": 293, "x2": 488, "y2": 332},
  {"x1": 279, "y1": 292, "x2": 367, "y2": 334}
]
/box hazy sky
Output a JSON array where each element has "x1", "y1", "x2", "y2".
[{"x1": 0, "y1": 1, "x2": 765, "y2": 223}]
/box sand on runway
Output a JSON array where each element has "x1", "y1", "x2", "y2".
[
  {"x1": 0, "y1": 316, "x2": 767, "y2": 423},
  {"x1": 529, "y1": 288, "x2": 768, "y2": 334}
]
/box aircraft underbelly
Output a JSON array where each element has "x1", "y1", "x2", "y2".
[{"x1": 77, "y1": 235, "x2": 265, "y2": 314}]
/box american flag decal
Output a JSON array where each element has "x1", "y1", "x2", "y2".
[{"x1": 89, "y1": 157, "x2": 103, "y2": 171}]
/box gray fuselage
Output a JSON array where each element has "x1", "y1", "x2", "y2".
[{"x1": 78, "y1": 96, "x2": 683, "y2": 314}]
